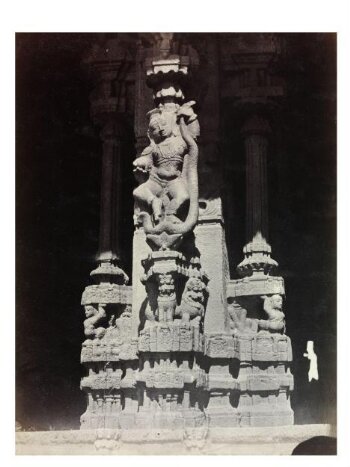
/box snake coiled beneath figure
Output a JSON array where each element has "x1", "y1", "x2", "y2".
[{"x1": 138, "y1": 115, "x2": 199, "y2": 235}]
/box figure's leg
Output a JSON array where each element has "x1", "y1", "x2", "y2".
[
  {"x1": 181, "y1": 310, "x2": 190, "y2": 323},
  {"x1": 167, "y1": 179, "x2": 190, "y2": 216},
  {"x1": 191, "y1": 316, "x2": 201, "y2": 327},
  {"x1": 158, "y1": 304, "x2": 164, "y2": 323},
  {"x1": 166, "y1": 301, "x2": 175, "y2": 322},
  {"x1": 133, "y1": 180, "x2": 163, "y2": 221}
]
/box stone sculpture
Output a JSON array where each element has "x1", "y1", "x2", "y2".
[
  {"x1": 133, "y1": 101, "x2": 200, "y2": 242},
  {"x1": 175, "y1": 276, "x2": 208, "y2": 325},
  {"x1": 80, "y1": 35, "x2": 294, "y2": 441},
  {"x1": 83, "y1": 304, "x2": 107, "y2": 340},
  {"x1": 258, "y1": 294, "x2": 286, "y2": 333},
  {"x1": 228, "y1": 300, "x2": 258, "y2": 335},
  {"x1": 156, "y1": 273, "x2": 176, "y2": 322}
]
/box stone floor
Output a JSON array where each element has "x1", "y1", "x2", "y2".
[{"x1": 16, "y1": 424, "x2": 336, "y2": 455}]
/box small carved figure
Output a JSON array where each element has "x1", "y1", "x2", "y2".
[
  {"x1": 227, "y1": 301, "x2": 258, "y2": 336},
  {"x1": 258, "y1": 294, "x2": 285, "y2": 333},
  {"x1": 133, "y1": 101, "x2": 200, "y2": 236},
  {"x1": 176, "y1": 277, "x2": 207, "y2": 325},
  {"x1": 228, "y1": 301, "x2": 258, "y2": 335},
  {"x1": 184, "y1": 422, "x2": 208, "y2": 452},
  {"x1": 115, "y1": 306, "x2": 132, "y2": 336},
  {"x1": 157, "y1": 273, "x2": 176, "y2": 322},
  {"x1": 83, "y1": 304, "x2": 107, "y2": 339}
]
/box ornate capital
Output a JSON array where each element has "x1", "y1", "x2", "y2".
[
  {"x1": 220, "y1": 33, "x2": 285, "y2": 110},
  {"x1": 83, "y1": 36, "x2": 136, "y2": 125}
]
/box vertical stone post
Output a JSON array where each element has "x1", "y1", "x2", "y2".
[
  {"x1": 132, "y1": 35, "x2": 214, "y2": 434},
  {"x1": 191, "y1": 35, "x2": 231, "y2": 336},
  {"x1": 80, "y1": 37, "x2": 138, "y2": 431},
  {"x1": 223, "y1": 34, "x2": 294, "y2": 426},
  {"x1": 91, "y1": 119, "x2": 128, "y2": 283},
  {"x1": 242, "y1": 115, "x2": 271, "y2": 243},
  {"x1": 84, "y1": 38, "x2": 134, "y2": 284}
]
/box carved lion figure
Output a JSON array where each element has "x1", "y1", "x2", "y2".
[{"x1": 176, "y1": 276, "x2": 207, "y2": 325}]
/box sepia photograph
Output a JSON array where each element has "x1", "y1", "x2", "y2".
[{"x1": 14, "y1": 30, "x2": 337, "y2": 455}]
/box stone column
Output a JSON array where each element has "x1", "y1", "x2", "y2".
[
  {"x1": 236, "y1": 113, "x2": 279, "y2": 280},
  {"x1": 223, "y1": 34, "x2": 294, "y2": 426},
  {"x1": 132, "y1": 35, "x2": 216, "y2": 433},
  {"x1": 84, "y1": 37, "x2": 135, "y2": 284},
  {"x1": 80, "y1": 37, "x2": 137, "y2": 431},
  {"x1": 91, "y1": 119, "x2": 128, "y2": 284},
  {"x1": 242, "y1": 115, "x2": 270, "y2": 243},
  {"x1": 189, "y1": 35, "x2": 231, "y2": 336}
]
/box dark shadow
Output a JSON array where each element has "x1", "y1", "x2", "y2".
[{"x1": 292, "y1": 436, "x2": 337, "y2": 455}]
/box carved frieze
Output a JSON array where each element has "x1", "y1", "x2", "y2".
[
  {"x1": 234, "y1": 333, "x2": 292, "y2": 363},
  {"x1": 81, "y1": 284, "x2": 132, "y2": 305},
  {"x1": 227, "y1": 276, "x2": 285, "y2": 298},
  {"x1": 138, "y1": 322, "x2": 203, "y2": 353},
  {"x1": 81, "y1": 370, "x2": 123, "y2": 391}
]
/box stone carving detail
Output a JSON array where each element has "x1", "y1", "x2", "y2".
[
  {"x1": 140, "y1": 250, "x2": 208, "y2": 330},
  {"x1": 94, "y1": 429, "x2": 121, "y2": 452},
  {"x1": 81, "y1": 284, "x2": 132, "y2": 306},
  {"x1": 228, "y1": 301, "x2": 258, "y2": 335},
  {"x1": 258, "y1": 294, "x2": 285, "y2": 333},
  {"x1": 237, "y1": 232, "x2": 278, "y2": 277},
  {"x1": 139, "y1": 322, "x2": 203, "y2": 353},
  {"x1": 183, "y1": 423, "x2": 209, "y2": 452},
  {"x1": 81, "y1": 304, "x2": 138, "y2": 363},
  {"x1": 133, "y1": 101, "x2": 200, "y2": 245},
  {"x1": 79, "y1": 35, "x2": 294, "y2": 435},
  {"x1": 175, "y1": 276, "x2": 208, "y2": 325},
  {"x1": 83, "y1": 304, "x2": 107, "y2": 340},
  {"x1": 156, "y1": 273, "x2": 176, "y2": 322}
]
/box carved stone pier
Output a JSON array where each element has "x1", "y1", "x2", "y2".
[
  {"x1": 225, "y1": 34, "x2": 294, "y2": 426},
  {"x1": 79, "y1": 33, "x2": 294, "y2": 442},
  {"x1": 80, "y1": 37, "x2": 136, "y2": 430}
]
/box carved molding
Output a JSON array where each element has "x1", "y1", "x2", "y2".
[{"x1": 81, "y1": 284, "x2": 132, "y2": 305}]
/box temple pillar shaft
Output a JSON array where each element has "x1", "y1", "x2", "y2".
[
  {"x1": 242, "y1": 116, "x2": 271, "y2": 243},
  {"x1": 98, "y1": 123, "x2": 122, "y2": 262}
]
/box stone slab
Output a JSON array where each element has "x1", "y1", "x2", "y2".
[{"x1": 16, "y1": 424, "x2": 335, "y2": 455}]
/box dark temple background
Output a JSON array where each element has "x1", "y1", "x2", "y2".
[{"x1": 16, "y1": 33, "x2": 336, "y2": 430}]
